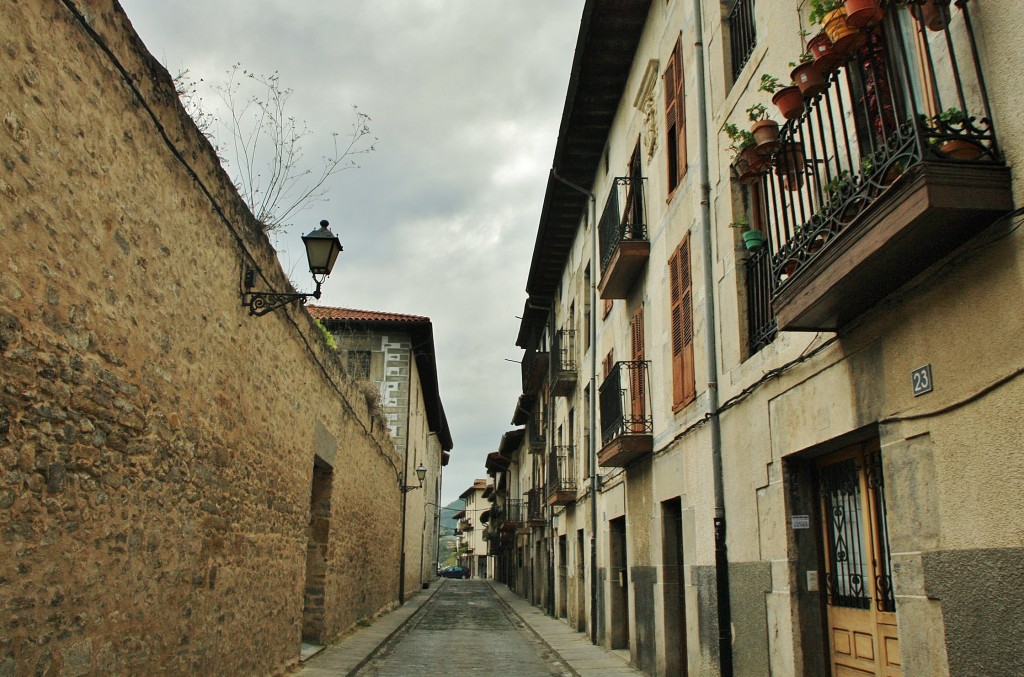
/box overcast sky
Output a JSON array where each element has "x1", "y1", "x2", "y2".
[{"x1": 118, "y1": 1, "x2": 585, "y2": 505}]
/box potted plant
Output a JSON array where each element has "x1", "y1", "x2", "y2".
[
  {"x1": 811, "y1": 0, "x2": 866, "y2": 56},
  {"x1": 844, "y1": 0, "x2": 884, "y2": 28},
  {"x1": 729, "y1": 216, "x2": 765, "y2": 251},
  {"x1": 724, "y1": 122, "x2": 767, "y2": 184},
  {"x1": 747, "y1": 103, "x2": 781, "y2": 156},
  {"x1": 808, "y1": 30, "x2": 843, "y2": 74},
  {"x1": 760, "y1": 74, "x2": 804, "y2": 121},
  {"x1": 790, "y1": 50, "x2": 826, "y2": 98},
  {"x1": 931, "y1": 108, "x2": 984, "y2": 160},
  {"x1": 775, "y1": 142, "x2": 807, "y2": 191},
  {"x1": 917, "y1": 0, "x2": 952, "y2": 31}
]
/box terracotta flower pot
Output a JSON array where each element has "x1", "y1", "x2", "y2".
[
  {"x1": 776, "y1": 144, "x2": 806, "y2": 191},
  {"x1": 919, "y1": 0, "x2": 951, "y2": 31},
  {"x1": 844, "y1": 0, "x2": 884, "y2": 28},
  {"x1": 937, "y1": 139, "x2": 984, "y2": 160},
  {"x1": 735, "y1": 145, "x2": 769, "y2": 185},
  {"x1": 823, "y1": 8, "x2": 867, "y2": 56},
  {"x1": 808, "y1": 31, "x2": 843, "y2": 74},
  {"x1": 791, "y1": 61, "x2": 826, "y2": 99},
  {"x1": 772, "y1": 86, "x2": 805, "y2": 120},
  {"x1": 751, "y1": 119, "x2": 781, "y2": 156}
]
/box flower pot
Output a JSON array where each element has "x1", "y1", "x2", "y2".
[
  {"x1": 937, "y1": 139, "x2": 984, "y2": 160},
  {"x1": 776, "y1": 144, "x2": 806, "y2": 191},
  {"x1": 808, "y1": 31, "x2": 843, "y2": 74},
  {"x1": 742, "y1": 229, "x2": 765, "y2": 251},
  {"x1": 919, "y1": 0, "x2": 951, "y2": 31},
  {"x1": 844, "y1": 0, "x2": 884, "y2": 28},
  {"x1": 772, "y1": 86, "x2": 805, "y2": 120},
  {"x1": 823, "y1": 8, "x2": 867, "y2": 56},
  {"x1": 791, "y1": 61, "x2": 826, "y2": 99},
  {"x1": 751, "y1": 119, "x2": 781, "y2": 156},
  {"x1": 735, "y1": 145, "x2": 769, "y2": 185}
]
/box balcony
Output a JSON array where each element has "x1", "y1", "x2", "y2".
[
  {"x1": 529, "y1": 413, "x2": 545, "y2": 454},
  {"x1": 521, "y1": 346, "x2": 549, "y2": 395},
  {"x1": 750, "y1": 1, "x2": 1011, "y2": 333},
  {"x1": 546, "y1": 448, "x2": 578, "y2": 506},
  {"x1": 598, "y1": 361, "x2": 653, "y2": 467},
  {"x1": 499, "y1": 499, "x2": 523, "y2": 532},
  {"x1": 551, "y1": 328, "x2": 578, "y2": 397},
  {"x1": 597, "y1": 176, "x2": 649, "y2": 299},
  {"x1": 526, "y1": 488, "x2": 545, "y2": 526}
]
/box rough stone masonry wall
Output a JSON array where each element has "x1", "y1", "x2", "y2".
[{"x1": 0, "y1": 1, "x2": 403, "y2": 675}]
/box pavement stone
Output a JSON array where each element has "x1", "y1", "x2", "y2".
[{"x1": 296, "y1": 578, "x2": 644, "y2": 676}]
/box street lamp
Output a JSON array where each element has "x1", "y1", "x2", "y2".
[
  {"x1": 402, "y1": 463, "x2": 427, "y2": 493},
  {"x1": 242, "y1": 220, "x2": 343, "y2": 316}
]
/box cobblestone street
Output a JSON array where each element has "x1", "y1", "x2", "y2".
[{"x1": 357, "y1": 580, "x2": 570, "y2": 676}]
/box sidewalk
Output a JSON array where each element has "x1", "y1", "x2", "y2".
[
  {"x1": 296, "y1": 584, "x2": 440, "y2": 676},
  {"x1": 486, "y1": 580, "x2": 644, "y2": 677}
]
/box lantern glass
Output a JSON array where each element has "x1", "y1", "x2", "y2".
[{"x1": 302, "y1": 220, "x2": 343, "y2": 277}]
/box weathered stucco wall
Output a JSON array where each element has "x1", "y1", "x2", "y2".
[{"x1": 0, "y1": 1, "x2": 403, "y2": 675}]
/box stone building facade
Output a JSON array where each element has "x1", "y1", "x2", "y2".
[
  {"x1": 310, "y1": 306, "x2": 453, "y2": 602},
  {"x1": 486, "y1": 1, "x2": 1024, "y2": 676},
  {"x1": 454, "y1": 479, "x2": 492, "y2": 579},
  {"x1": 0, "y1": 2, "x2": 408, "y2": 674}
]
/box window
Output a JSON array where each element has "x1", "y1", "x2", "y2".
[
  {"x1": 663, "y1": 35, "x2": 687, "y2": 195},
  {"x1": 348, "y1": 350, "x2": 371, "y2": 379},
  {"x1": 603, "y1": 350, "x2": 615, "y2": 379},
  {"x1": 728, "y1": 0, "x2": 757, "y2": 82},
  {"x1": 669, "y1": 236, "x2": 696, "y2": 410}
]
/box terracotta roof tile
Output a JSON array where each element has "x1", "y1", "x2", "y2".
[{"x1": 307, "y1": 305, "x2": 430, "y2": 323}]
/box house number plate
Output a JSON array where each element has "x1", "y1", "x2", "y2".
[{"x1": 912, "y1": 364, "x2": 933, "y2": 397}]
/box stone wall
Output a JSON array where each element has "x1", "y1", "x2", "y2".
[{"x1": 0, "y1": 1, "x2": 403, "y2": 675}]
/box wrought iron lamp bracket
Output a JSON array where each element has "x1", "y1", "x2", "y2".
[{"x1": 242, "y1": 267, "x2": 322, "y2": 317}]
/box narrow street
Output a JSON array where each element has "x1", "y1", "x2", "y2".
[{"x1": 356, "y1": 580, "x2": 570, "y2": 676}]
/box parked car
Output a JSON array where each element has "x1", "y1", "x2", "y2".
[{"x1": 439, "y1": 565, "x2": 470, "y2": 579}]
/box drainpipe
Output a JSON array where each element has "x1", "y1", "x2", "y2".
[
  {"x1": 690, "y1": 1, "x2": 733, "y2": 675},
  {"x1": 550, "y1": 169, "x2": 599, "y2": 645}
]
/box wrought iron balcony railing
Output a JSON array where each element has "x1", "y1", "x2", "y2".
[
  {"x1": 597, "y1": 176, "x2": 649, "y2": 299},
  {"x1": 526, "y1": 488, "x2": 545, "y2": 524},
  {"x1": 529, "y1": 412, "x2": 545, "y2": 453},
  {"x1": 546, "y1": 448, "x2": 578, "y2": 506},
  {"x1": 521, "y1": 345, "x2": 549, "y2": 395},
  {"x1": 598, "y1": 360, "x2": 654, "y2": 466},
  {"x1": 749, "y1": 0, "x2": 1010, "y2": 332},
  {"x1": 729, "y1": 0, "x2": 757, "y2": 81},
  {"x1": 551, "y1": 328, "x2": 577, "y2": 396},
  {"x1": 502, "y1": 498, "x2": 523, "y2": 526}
]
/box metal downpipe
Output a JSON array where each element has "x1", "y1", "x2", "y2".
[{"x1": 690, "y1": 0, "x2": 733, "y2": 674}]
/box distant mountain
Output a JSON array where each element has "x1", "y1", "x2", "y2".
[{"x1": 439, "y1": 498, "x2": 464, "y2": 536}]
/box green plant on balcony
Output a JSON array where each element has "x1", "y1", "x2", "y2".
[
  {"x1": 760, "y1": 73, "x2": 804, "y2": 120},
  {"x1": 725, "y1": 122, "x2": 767, "y2": 185},
  {"x1": 930, "y1": 107, "x2": 985, "y2": 160},
  {"x1": 809, "y1": 0, "x2": 843, "y2": 25},
  {"x1": 729, "y1": 215, "x2": 764, "y2": 251}
]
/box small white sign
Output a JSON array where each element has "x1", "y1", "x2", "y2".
[
  {"x1": 791, "y1": 515, "x2": 810, "y2": 530},
  {"x1": 806, "y1": 570, "x2": 819, "y2": 592}
]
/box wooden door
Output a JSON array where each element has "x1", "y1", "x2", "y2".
[{"x1": 818, "y1": 441, "x2": 900, "y2": 677}]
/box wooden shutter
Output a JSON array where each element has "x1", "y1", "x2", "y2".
[
  {"x1": 663, "y1": 35, "x2": 687, "y2": 194},
  {"x1": 630, "y1": 306, "x2": 645, "y2": 431},
  {"x1": 670, "y1": 237, "x2": 695, "y2": 409},
  {"x1": 603, "y1": 350, "x2": 614, "y2": 380},
  {"x1": 674, "y1": 37, "x2": 687, "y2": 183}
]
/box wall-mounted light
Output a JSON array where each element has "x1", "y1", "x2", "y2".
[
  {"x1": 242, "y1": 220, "x2": 343, "y2": 316},
  {"x1": 402, "y1": 463, "x2": 428, "y2": 493}
]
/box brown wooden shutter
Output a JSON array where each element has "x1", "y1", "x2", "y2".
[
  {"x1": 670, "y1": 237, "x2": 695, "y2": 410},
  {"x1": 674, "y1": 37, "x2": 687, "y2": 183},
  {"x1": 630, "y1": 306, "x2": 645, "y2": 431}
]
